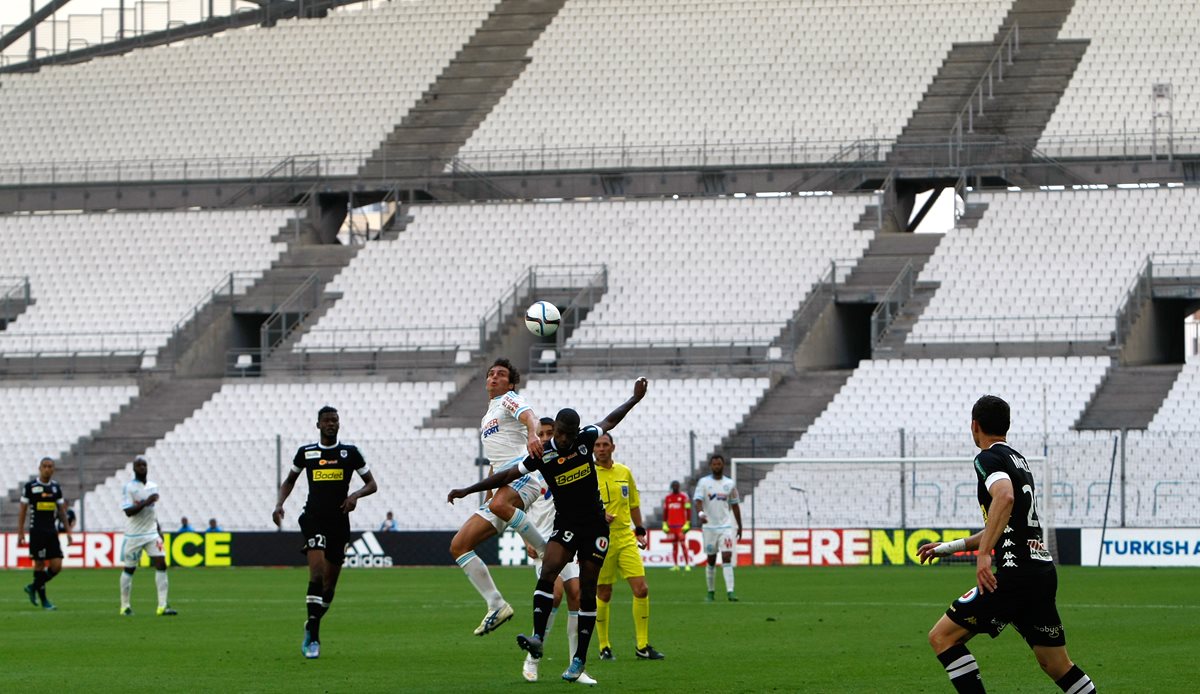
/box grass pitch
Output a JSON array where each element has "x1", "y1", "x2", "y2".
[{"x1": 2, "y1": 564, "x2": 1194, "y2": 692}]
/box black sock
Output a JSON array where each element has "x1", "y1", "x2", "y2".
[
  {"x1": 575, "y1": 592, "x2": 597, "y2": 665},
  {"x1": 32, "y1": 570, "x2": 48, "y2": 588},
  {"x1": 937, "y1": 644, "x2": 985, "y2": 693},
  {"x1": 532, "y1": 579, "x2": 555, "y2": 639},
  {"x1": 321, "y1": 589, "x2": 335, "y2": 618},
  {"x1": 306, "y1": 581, "x2": 324, "y2": 641},
  {"x1": 1055, "y1": 665, "x2": 1095, "y2": 693}
]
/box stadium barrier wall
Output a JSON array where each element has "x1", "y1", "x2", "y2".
[
  {"x1": 1080, "y1": 528, "x2": 1200, "y2": 567},
  {"x1": 1, "y1": 529, "x2": 1105, "y2": 567}
]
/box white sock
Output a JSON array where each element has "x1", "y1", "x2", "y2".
[
  {"x1": 705, "y1": 565, "x2": 715, "y2": 591},
  {"x1": 120, "y1": 571, "x2": 133, "y2": 609},
  {"x1": 567, "y1": 610, "x2": 579, "y2": 662},
  {"x1": 456, "y1": 551, "x2": 505, "y2": 610},
  {"x1": 155, "y1": 570, "x2": 169, "y2": 608},
  {"x1": 544, "y1": 606, "x2": 558, "y2": 643},
  {"x1": 508, "y1": 509, "x2": 546, "y2": 555},
  {"x1": 723, "y1": 565, "x2": 735, "y2": 592}
]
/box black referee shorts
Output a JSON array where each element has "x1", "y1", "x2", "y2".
[
  {"x1": 298, "y1": 513, "x2": 351, "y2": 566},
  {"x1": 29, "y1": 530, "x2": 64, "y2": 561},
  {"x1": 945, "y1": 568, "x2": 1066, "y2": 647}
]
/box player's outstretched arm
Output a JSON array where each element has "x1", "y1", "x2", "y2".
[
  {"x1": 272, "y1": 469, "x2": 301, "y2": 527},
  {"x1": 917, "y1": 532, "x2": 982, "y2": 564},
  {"x1": 447, "y1": 466, "x2": 523, "y2": 504},
  {"x1": 341, "y1": 471, "x2": 378, "y2": 514},
  {"x1": 597, "y1": 377, "x2": 648, "y2": 432},
  {"x1": 519, "y1": 409, "x2": 544, "y2": 459}
]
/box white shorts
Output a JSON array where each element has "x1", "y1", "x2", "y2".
[
  {"x1": 534, "y1": 556, "x2": 580, "y2": 583},
  {"x1": 473, "y1": 471, "x2": 545, "y2": 533},
  {"x1": 702, "y1": 527, "x2": 736, "y2": 556},
  {"x1": 122, "y1": 533, "x2": 165, "y2": 567}
]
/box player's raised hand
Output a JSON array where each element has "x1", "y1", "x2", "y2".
[
  {"x1": 271, "y1": 506, "x2": 285, "y2": 527},
  {"x1": 527, "y1": 433, "x2": 544, "y2": 459},
  {"x1": 632, "y1": 377, "x2": 648, "y2": 401},
  {"x1": 976, "y1": 552, "x2": 997, "y2": 593}
]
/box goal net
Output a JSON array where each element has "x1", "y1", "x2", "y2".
[{"x1": 731, "y1": 456, "x2": 1056, "y2": 561}]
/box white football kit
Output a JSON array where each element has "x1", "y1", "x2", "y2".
[
  {"x1": 475, "y1": 390, "x2": 544, "y2": 532},
  {"x1": 694, "y1": 474, "x2": 740, "y2": 555},
  {"x1": 121, "y1": 478, "x2": 165, "y2": 566}
]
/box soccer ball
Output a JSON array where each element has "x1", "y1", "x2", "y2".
[{"x1": 525, "y1": 301, "x2": 561, "y2": 337}]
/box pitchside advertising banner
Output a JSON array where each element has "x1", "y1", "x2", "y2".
[
  {"x1": 1080, "y1": 528, "x2": 1200, "y2": 567},
  {"x1": 2, "y1": 528, "x2": 1088, "y2": 568}
]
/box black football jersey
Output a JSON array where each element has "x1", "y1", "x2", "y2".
[
  {"x1": 292, "y1": 442, "x2": 368, "y2": 517},
  {"x1": 21, "y1": 479, "x2": 63, "y2": 532},
  {"x1": 975, "y1": 442, "x2": 1054, "y2": 576},
  {"x1": 521, "y1": 424, "x2": 607, "y2": 526}
]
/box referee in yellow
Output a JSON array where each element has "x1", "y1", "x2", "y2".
[{"x1": 594, "y1": 432, "x2": 665, "y2": 661}]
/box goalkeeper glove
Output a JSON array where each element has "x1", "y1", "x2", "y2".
[
  {"x1": 661, "y1": 522, "x2": 669, "y2": 532},
  {"x1": 682, "y1": 521, "x2": 690, "y2": 532}
]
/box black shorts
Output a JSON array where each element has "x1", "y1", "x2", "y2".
[
  {"x1": 550, "y1": 518, "x2": 609, "y2": 566},
  {"x1": 298, "y1": 513, "x2": 350, "y2": 566},
  {"x1": 945, "y1": 568, "x2": 1066, "y2": 647},
  {"x1": 29, "y1": 530, "x2": 64, "y2": 561}
]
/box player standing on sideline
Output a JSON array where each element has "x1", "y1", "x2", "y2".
[
  {"x1": 448, "y1": 358, "x2": 547, "y2": 636},
  {"x1": 449, "y1": 377, "x2": 648, "y2": 685},
  {"x1": 918, "y1": 395, "x2": 1096, "y2": 694},
  {"x1": 661, "y1": 480, "x2": 692, "y2": 571},
  {"x1": 521, "y1": 417, "x2": 596, "y2": 686},
  {"x1": 18, "y1": 457, "x2": 71, "y2": 610},
  {"x1": 119, "y1": 456, "x2": 177, "y2": 616},
  {"x1": 273, "y1": 405, "x2": 378, "y2": 659},
  {"x1": 594, "y1": 433, "x2": 664, "y2": 661},
  {"x1": 694, "y1": 454, "x2": 742, "y2": 602}
]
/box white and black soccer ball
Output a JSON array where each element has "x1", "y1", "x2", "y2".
[{"x1": 525, "y1": 300, "x2": 561, "y2": 337}]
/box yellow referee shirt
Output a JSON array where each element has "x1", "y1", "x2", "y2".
[{"x1": 596, "y1": 460, "x2": 640, "y2": 548}]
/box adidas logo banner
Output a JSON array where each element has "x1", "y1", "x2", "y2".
[{"x1": 344, "y1": 532, "x2": 394, "y2": 568}]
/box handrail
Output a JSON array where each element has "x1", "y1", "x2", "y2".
[
  {"x1": 448, "y1": 157, "x2": 519, "y2": 200},
  {"x1": 259, "y1": 273, "x2": 322, "y2": 363},
  {"x1": 950, "y1": 22, "x2": 1020, "y2": 160},
  {"x1": 1114, "y1": 256, "x2": 1155, "y2": 346},
  {"x1": 772, "y1": 262, "x2": 840, "y2": 350},
  {"x1": 223, "y1": 156, "x2": 322, "y2": 207},
  {"x1": 554, "y1": 265, "x2": 610, "y2": 351},
  {"x1": 870, "y1": 260, "x2": 916, "y2": 349}
]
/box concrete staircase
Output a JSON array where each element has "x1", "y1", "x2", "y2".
[
  {"x1": 358, "y1": 0, "x2": 568, "y2": 183},
  {"x1": 890, "y1": 0, "x2": 1087, "y2": 168},
  {"x1": 840, "y1": 232, "x2": 944, "y2": 303},
  {"x1": 0, "y1": 376, "x2": 224, "y2": 531},
  {"x1": 1075, "y1": 364, "x2": 1182, "y2": 430}
]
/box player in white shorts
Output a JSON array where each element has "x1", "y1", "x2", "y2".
[
  {"x1": 520, "y1": 418, "x2": 594, "y2": 685},
  {"x1": 449, "y1": 358, "x2": 548, "y2": 636},
  {"x1": 119, "y1": 456, "x2": 176, "y2": 616},
  {"x1": 694, "y1": 454, "x2": 743, "y2": 603}
]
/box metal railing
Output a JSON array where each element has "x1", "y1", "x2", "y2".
[
  {"x1": 553, "y1": 265, "x2": 610, "y2": 351},
  {"x1": 911, "y1": 315, "x2": 1112, "y2": 344},
  {"x1": 1, "y1": 275, "x2": 32, "y2": 318},
  {"x1": 259, "y1": 273, "x2": 322, "y2": 362},
  {"x1": 773, "y1": 264, "x2": 837, "y2": 350},
  {"x1": 870, "y1": 260, "x2": 916, "y2": 349},
  {"x1": 1114, "y1": 257, "x2": 1156, "y2": 346},
  {"x1": 951, "y1": 22, "x2": 1020, "y2": 151}
]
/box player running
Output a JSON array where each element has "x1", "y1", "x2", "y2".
[
  {"x1": 521, "y1": 417, "x2": 596, "y2": 686},
  {"x1": 18, "y1": 457, "x2": 72, "y2": 610},
  {"x1": 918, "y1": 395, "x2": 1096, "y2": 694},
  {"x1": 694, "y1": 454, "x2": 742, "y2": 602},
  {"x1": 661, "y1": 480, "x2": 692, "y2": 571},
  {"x1": 449, "y1": 377, "x2": 648, "y2": 685},
  {"x1": 594, "y1": 432, "x2": 664, "y2": 661},
  {"x1": 449, "y1": 358, "x2": 547, "y2": 636},
  {"x1": 273, "y1": 405, "x2": 378, "y2": 659},
  {"x1": 119, "y1": 456, "x2": 177, "y2": 616}
]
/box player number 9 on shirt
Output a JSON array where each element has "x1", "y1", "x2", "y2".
[{"x1": 525, "y1": 301, "x2": 561, "y2": 337}]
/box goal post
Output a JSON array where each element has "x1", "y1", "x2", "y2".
[{"x1": 730, "y1": 456, "x2": 1056, "y2": 561}]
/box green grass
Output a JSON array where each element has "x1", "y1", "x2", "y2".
[{"x1": 2, "y1": 565, "x2": 1195, "y2": 692}]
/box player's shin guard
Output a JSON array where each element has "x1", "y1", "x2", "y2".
[
  {"x1": 937, "y1": 644, "x2": 985, "y2": 693},
  {"x1": 595, "y1": 596, "x2": 610, "y2": 649},
  {"x1": 507, "y1": 509, "x2": 546, "y2": 555},
  {"x1": 575, "y1": 594, "x2": 597, "y2": 664},
  {"x1": 532, "y1": 579, "x2": 555, "y2": 640},
  {"x1": 1054, "y1": 665, "x2": 1095, "y2": 693},
  {"x1": 633, "y1": 596, "x2": 650, "y2": 650},
  {"x1": 119, "y1": 570, "x2": 133, "y2": 609},
  {"x1": 457, "y1": 551, "x2": 505, "y2": 611},
  {"x1": 722, "y1": 565, "x2": 735, "y2": 592},
  {"x1": 155, "y1": 570, "x2": 169, "y2": 609},
  {"x1": 566, "y1": 611, "x2": 579, "y2": 663}
]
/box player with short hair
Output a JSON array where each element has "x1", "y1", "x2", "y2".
[
  {"x1": 694, "y1": 454, "x2": 742, "y2": 602},
  {"x1": 449, "y1": 377, "x2": 648, "y2": 684},
  {"x1": 18, "y1": 457, "x2": 72, "y2": 610},
  {"x1": 273, "y1": 405, "x2": 378, "y2": 659},
  {"x1": 448, "y1": 358, "x2": 547, "y2": 637},
  {"x1": 119, "y1": 456, "x2": 177, "y2": 616},
  {"x1": 918, "y1": 395, "x2": 1096, "y2": 694},
  {"x1": 594, "y1": 432, "x2": 664, "y2": 661},
  {"x1": 661, "y1": 480, "x2": 692, "y2": 571},
  {"x1": 521, "y1": 417, "x2": 595, "y2": 686}
]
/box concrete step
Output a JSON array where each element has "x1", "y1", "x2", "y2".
[{"x1": 1075, "y1": 364, "x2": 1182, "y2": 430}]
